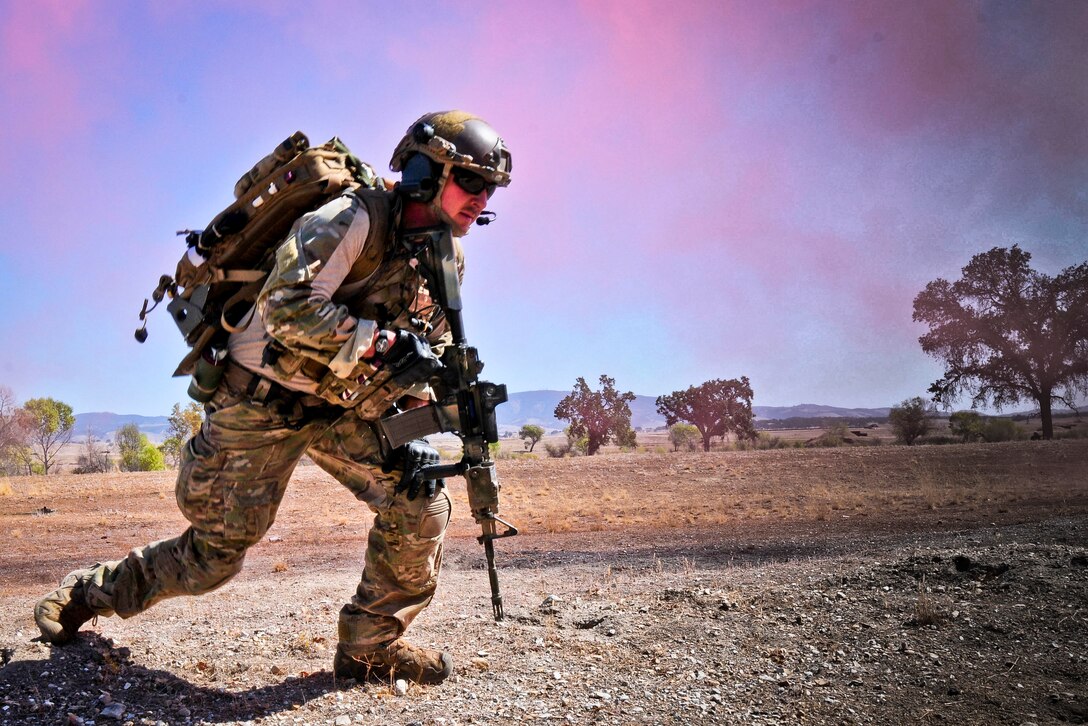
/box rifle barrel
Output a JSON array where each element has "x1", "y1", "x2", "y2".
[{"x1": 484, "y1": 538, "x2": 504, "y2": 621}]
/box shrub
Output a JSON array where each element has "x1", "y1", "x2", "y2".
[
  {"x1": 137, "y1": 442, "x2": 166, "y2": 471},
  {"x1": 668, "y1": 423, "x2": 700, "y2": 452},
  {"x1": 735, "y1": 433, "x2": 790, "y2": 451},
  {"x1": 948, "y1": 411, "x2": 984, "y2": 442},
  {"x1": 117, "y1": 424, "x2": 166, "y2": 471},
  {"x1": 614, "y1": 426, "x2": 638, "y2": 450},
  {"x1": 981, "y1": 418, "x2": 1021, "y2": 442},
  {"x1": 916, "y1": 434, "x2": 959, "y2": 446},
  {"x1": 806, "y1": 421, "x2": 850, "y2": 448},
  {"x1": 564, "y1": 426, "x2": 588, "y2": 456},
  {"x1": 74, "y1": 431, "x2": 111, "y2": 474},
  {"x1": 544, "y1": 442, "x2": 571, "y2": 458}
]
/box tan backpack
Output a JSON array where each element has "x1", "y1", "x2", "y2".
[{"x1": 135, "y1": 132, "x2": 388, "y2": 376}]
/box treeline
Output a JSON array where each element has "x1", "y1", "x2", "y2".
[
  {"x1": 0, "y1": 385, "x2": 203, "y2": 476},
  {"x1": 757, "y1": 416, "x2": 887, "y2": 431}
]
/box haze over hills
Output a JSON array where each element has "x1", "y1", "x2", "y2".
[
  {"x1": 73, "y1": 393, "x2": 895, "y2": 441},
  {"x1": 496, "y1": 391, "x2": 891, "y2": 431},
  {"x1": 73, "y1": 412, "x2": 173, "y2": 443}
]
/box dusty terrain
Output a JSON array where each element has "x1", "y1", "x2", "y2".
[{"x1": 1, "y1": 440, "x2": 1086, "y2": 725}]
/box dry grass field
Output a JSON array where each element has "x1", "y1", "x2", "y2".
[{"x1": 0, "y1": 439, "x2": 1086, "y2": 724}]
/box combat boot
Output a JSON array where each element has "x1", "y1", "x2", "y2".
[
  {"x1": 34, "y1": 569, "x2": 97, "y2": 645},
  {"x1": 333, "y1": 639, "x2": 453, "y2": 685}
]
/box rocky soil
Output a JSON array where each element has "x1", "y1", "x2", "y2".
[{"x1": 1, "y1": 442, "x2": 1086, "y2": 725}]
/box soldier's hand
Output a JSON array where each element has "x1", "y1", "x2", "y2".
[
  {"x1": 367, "y1": 329, "x2": 443, "y2": 385},
  {"x1": 383, "y1": 439, "x2": 445, "y2": 500}
]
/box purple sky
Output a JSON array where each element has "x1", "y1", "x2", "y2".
[{"x1": 1, "y1": 1, "x2": 1086, "y2": 416}]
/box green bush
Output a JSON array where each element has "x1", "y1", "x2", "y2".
[
  {"x1": 564, "y1": 426, "x2": 588, "y2": 456},
  {"x1": 137, "y1": 442, "x2": 166, "y2": 471},
  {"x1": 668, "y1": 423, "x2": 700, "y2": 452},
  {"x1": 948, "y1": 411, "x2": 984, "y2": 442},
  {"x1": 117, "y1": 423, "x2": 166, "y2": 471},
  {"x1": 615, "y1": 426, "x2": 638, "y2": 450}
]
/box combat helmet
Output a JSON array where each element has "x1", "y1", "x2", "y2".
[{"x1": 390, "y1": 111, "x2": 511, "y2": 231}]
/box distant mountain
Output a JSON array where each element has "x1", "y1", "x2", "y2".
[
  {"x1": 496, "y1": 392, "x2": 890, "y2": 431},
  {"x1": 498, "y1": 390, "x2": 665, "y2": 432},
  {"x1": 74, "y1": 397, "x2": 895, "y2": 442},
  {"x1": 73, "y1": 412, "x2": 171, "y2": 443},
  {"x1": 751, "y1": 403, "x2": 891, "y2": 421}
]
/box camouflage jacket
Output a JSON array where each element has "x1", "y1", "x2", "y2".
[{"x1": 227, "y1": 188, "x2": 459, "y2": 409}]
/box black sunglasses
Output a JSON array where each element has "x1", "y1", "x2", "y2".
[{"x1": 451, "y1": 167, "x2": 497, "y2": 197}]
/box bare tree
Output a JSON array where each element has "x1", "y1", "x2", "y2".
[{"x1": 74, "y1": 429, "x2": 112, "y2": 474}]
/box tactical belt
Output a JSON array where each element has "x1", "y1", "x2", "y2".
[{"x1": 223, "y1": 362, "x2": 336, "y2": 412}]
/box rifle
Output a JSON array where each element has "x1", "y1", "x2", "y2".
[{"x1": 376, "y1": 225, "x2": 518, "y2": 621}]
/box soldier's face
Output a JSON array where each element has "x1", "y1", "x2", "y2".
[{"x1": 440, "y1": 170, "x2": 491, "y2": 235}]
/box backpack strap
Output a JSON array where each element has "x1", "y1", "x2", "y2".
[
  {"x1": 343, "y1": 188, "x2": 397, "y2": 284},
  {"x1": 214, "y1": 269, "x2": 268, "y2": 284}
]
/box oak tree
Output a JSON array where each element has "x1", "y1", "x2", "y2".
[
  {"x1": 655, "y1": 377, "x2": 757, "y2": 452},
  {"x1": 889, "y1": 396, "x2": 932, "y2": 445},
  {"x1": 913, "y1": 245, "x2": 1088, "y2": 439},
  {"x1": 554, "y1": 375, "x2": 635, "y2": 456}
]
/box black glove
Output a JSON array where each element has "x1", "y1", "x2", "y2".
[
  {"x1": 383, "y1": 439, "x2": 445, "y2": 500},
  {"x1": 373, "y1": 329, "x2": 443, "y2": 385}
]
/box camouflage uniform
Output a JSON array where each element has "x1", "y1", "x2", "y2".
[{"x1": 71, "y1": 188, "x2": 456, "y2": 654}]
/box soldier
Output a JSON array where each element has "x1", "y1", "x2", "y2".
[{"x1": 34, "y1": 111, "x2": 513, "y2": 686}]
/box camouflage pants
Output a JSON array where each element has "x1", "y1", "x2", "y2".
[{"x1": 78, "y1": 370, "x2": 451, "y2": 652}]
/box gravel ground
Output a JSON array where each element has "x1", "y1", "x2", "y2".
[{"x1": 1, "y1": 516, "x2": 1086, "y2": 726}]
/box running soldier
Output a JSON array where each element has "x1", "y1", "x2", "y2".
[{"x1": 35, "y1": 111, "x2": 513, "y2": 686}]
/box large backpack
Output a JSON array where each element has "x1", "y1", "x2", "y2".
[{"x1": 136, "y1": 132, "x2": 387, "y2": 376}]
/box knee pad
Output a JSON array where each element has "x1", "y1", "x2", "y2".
[{"x1": 416, "y1": 490, "x2": 451, "y2": 539}]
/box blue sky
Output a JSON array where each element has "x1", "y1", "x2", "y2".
[{"x1": 1, "y1": 0, "x2": 1086, "y2": 416}]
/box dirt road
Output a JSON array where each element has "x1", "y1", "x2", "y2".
[{"x1": 1, "y1": 441, "x2": 1086, "y2": 724}]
